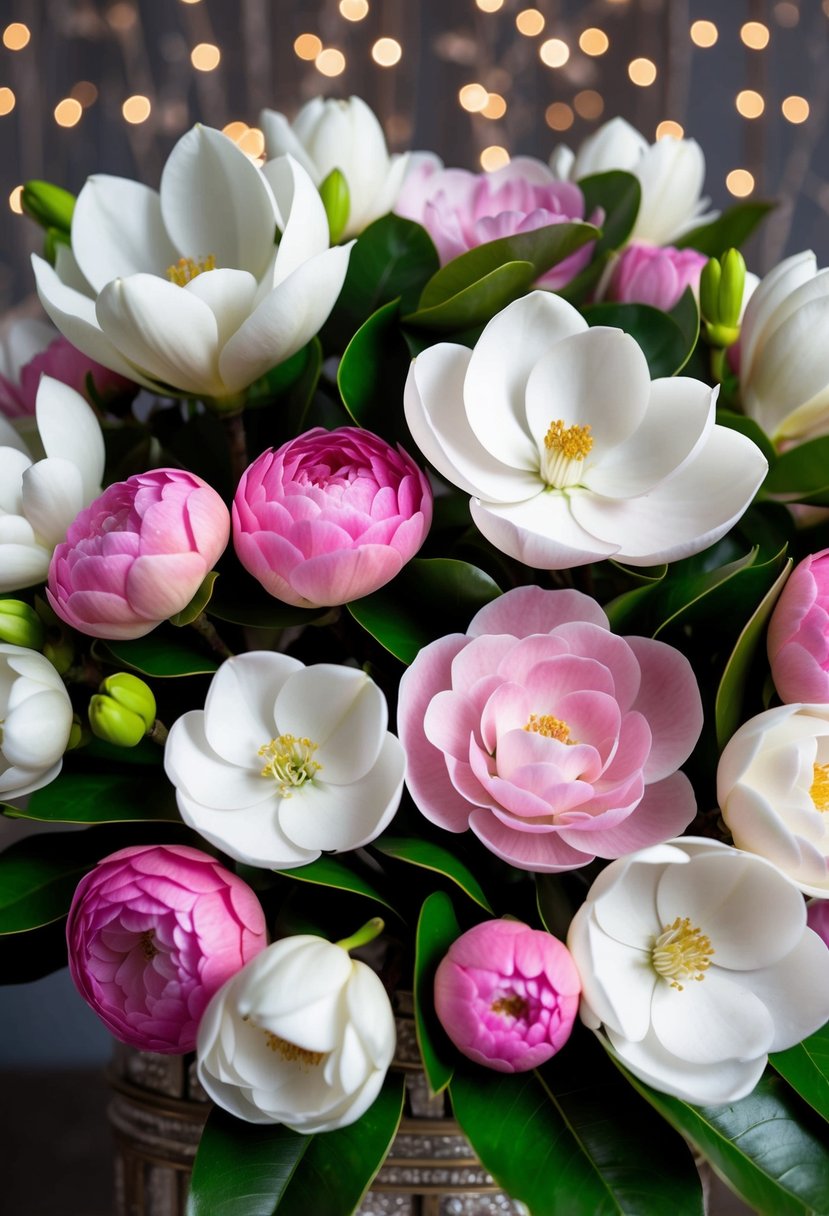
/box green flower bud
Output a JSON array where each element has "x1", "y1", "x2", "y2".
[
  {"x1": 43, "y1": 226, "x2": 71, "y2": 267},
  {"x1": 699, "y1": 258, "x2": 721, "y2": 328},
  {"x1": 88, "y1": 694, "x2": 147, "y2": 748},
  {"x1": 319, "y1": 168, "x2": 350, "y2": 246},
  {"x1": 100, "y1": 672, "x2": 157, "y2": 730},
  {"x1": 0, "y1": 600, "x2": 44, "y2": 650},
  {"x1": 700, "y1": 249, "x2": 746, "y2": 349},
  {"x1": 21, "y1": 180, "x2": 75, "y2": 233},
  {"x1": 43, "y1": 633, "x2": 74, "y2": 675},
  {"x1": 66, "y1": 715, "x2": 86, "y2": 752},
  {"x1": 719, "y1": 248, "x2": 746, "y2": 329}
]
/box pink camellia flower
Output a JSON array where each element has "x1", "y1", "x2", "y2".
[
  {"x1": 398, "y1": 585, "x2": 703, "y2": 872},
  {"x1": 434, "y1": 919, "x2": 581, "y2": 1072},
  {"x1": 0, "y1": 319, "x2": 134, "y2": 420},
  {"x1": 767, "y1": 550, "x2": 829, "y2": 703},
  {"x1": 233, "y1": 426, "x2": 432, "y2": 608},
  {"x1": 48, "y1": 468, "x2": 230, "y2": 640},
  {"x1": 67, "y1": 844, "x2": 267, "y2": 1053},
  {"x1": 395, "y1": 157, "x2": 598, "y2": 291},
  {"x1": 606, "y1": 242, "x2": 708, "y2": 312}
]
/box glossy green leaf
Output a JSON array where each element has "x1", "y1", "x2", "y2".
[
  {"x1": 337, "y1": 297, "x2": 414, "y2": 443},
  {"x1": 169, "y1": 571, "x2": 219, "y2": 627},
  {"x1": 348, "y1": 557, "x2": 500, "y2": 664},
  {"x1": 676, "y1": 200, "x2": 775, "y2": 255},
  {"x1": 668, "y1": 287, "x2": 701, "y2": 372},
  {"x1": 331, "y1": 213, "x2": 440, "y2": 334},
  {"x1": 96, "y1": 632, "x2": 219, "y2": 678},
  {"x1": 582, "y1": 300, "x2": 694, "y2": 379},
  {"x1": 373, "y1": 836, "x2": 492, "y2": 912},
  {"x1": 770, "y1": 1023, "x2": 829, "y2": 1122},
  {"x1": 15, "y1": 771, "x2": 179, "y2": 825},
  {"x1": 414, "y1": 891, "x2": 461, "y2": 1095},
  {"x1": 616, "y1": 1062, "x2": 829, "y2": 1216},
  {"x1": 450, "y1": 1036, "x2": 704, "y2": 1216},
  {"x1": 246, "y1": 339, "x2": 324, "y2": 449},
  {"x1": 404, "y1": 260, "x2": 536, "y2": 332},
  {"x1": 763, "y1": 434, "x2": 829, "y2": 505},
  {"x1": 652, "y1": 545, "x2": 787, "y2": 639},
  {"x1": 208, "y1": 552, "x2": 330, "y2": 629},
  {"x1": 274, "y1": 855, "x2": 398, "y2": 916},
  {"x1": 274, "y1": 1073, "x2": 406, "y2": 1216},
  {"x1": 579, "y1": 170, "x2": 642, "y2": 253},
  {"x1": 715, "y1": 557, "x2": 792, "y2": 749},
  {"x1": 186, "y1": 1107, "x2": 309, "y2": 1216}
]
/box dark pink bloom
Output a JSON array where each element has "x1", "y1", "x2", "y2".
[
  {"x1": 0, "y1": 323, "x2": 134, "y2": 420},
  {"x1": 807, "y1": 900, "x2": 829, "y2": 950},
  {"x1": 397, "y1": 586, "x2": 702, "y2": 872},
  {"x1": 767, "y1": 550, "x2": 829, "y2": 703},
  {"x1": 607, "y1": 242, "x2": 707, "y2": 311},
  {"x1": 233, "y1": 427, "x2": 432, "y2": 608},
  {"x1": 434, "y1": 919, "x2": 580, "y2": 1071},
  {"x1": 396, "y1": 157, "x2": 598, "y2": 291},
  {"x1": 48, "y1": 468, "x2": 230, "y2": 640},
  {"x1": 67, "y1": 844, "x2": 267, "y2": 1053}
]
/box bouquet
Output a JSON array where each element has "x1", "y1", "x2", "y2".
[{"x1": 3, "y1": 94, "x2": 829, "y2": 1215}]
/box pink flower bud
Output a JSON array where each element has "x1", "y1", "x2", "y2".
[
  {"x1": 807, "y1": 899, "x2": 829, "y2": 951},
  {"x1": 434, "y1": 919, "x2": 581, "y2": 1073},
  {"x1": 607, "y1": 241, "x2": 708, "y2": 312},
  {"x1": 767, "y1": 550, "x2": 829, "y2": 703},
  {"x1": 67, "y1": 844, "x2": 267, "y2": 1053},
  {"x1": 232, "y1": 426, "x2": 433, "y2": 608},
  {"x1": 1, "y1": 333, "x2": 134, "y2": 420},
  {"x1": 47, "y1": 468, "x2": 230, "y2": 640}
]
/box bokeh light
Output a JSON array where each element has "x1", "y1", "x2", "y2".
[
  {"x1": 459, "y1": 83, "x2": 488, "y2": 112},
  {"x1": 480, "y1": 145, "x2": 510, "y2": 171},
  {"x1": 579, "y1": 28, "x2": 609, "y2": 56},
  {"x1": 782, "y1": 95, "x2": 810, "y2": 123},
  {"x1": 726, "y1": 169, "x2": 755, "y2": 197},
  {"x1": 316, "y1": 48, "x2": 346, "y2": 76},
  {"x1": 3, "y1": 23, "x2": 30, "y2": 50},
  {"x1": 0, "y1": 87, "x2": 16, "y2": 116},
  {"x1": 574, "y1": 90, "x2": 604, "y2": 119},
  {"x1": 340, "y1": 0, "x2": 369, "y2": 19},
  {"x1": 54, "y1": 98, "x2": 82, "y2": 127},
  {"x1": 629, "y1": 58, "x2": 657, "y2": 86},
  {"x1": 656, "y1": 120, "x2": 685, "y2": 139},
  {"x1": 545, "y1": 102, "x2": 574, "y2": 131},
  {"x1": 294, "y1": 33, "x2": 322, "y2": 60},
  {"x1": 690, "y1": 20, "x2": 718, "y2": 47},
  {"x1": 9, "y1": 185, "x2": 23, "y2": 214},
  {"x1": 741, "y1": 21, "x2": 770, "y2": 49},
  {"x1": 372, "y1": 38, "x2": 402, "y2": 66},
  {"x1": 122, "y1": 95, "x2": 151, "y2": 124},
  {"x1": 191, "y1": 43, "x2": 221, "y2": 71},
  {"x1": 539, "y1": 39, "x2": 569, "y2": 68},
  {"x1": 516, "y1": 9, "x2": 545, "y2": 37}
]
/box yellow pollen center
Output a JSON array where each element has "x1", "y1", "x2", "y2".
[
  {"x1": 139, "y1": 930, "x2": 158, "y2": 961},
  {"x1": 652, "y1": 916, "x2": 714, "y2": 991},
  {"x1": 258, "y1": 734, "x2": 321, "y2": 797},
  {"x1": 811, "y1": 763, "x2": 829, "y2": 812},
  {"x1": 525, "y1": 713, "x2": 572, "y2": 743},
  {"x1": 544, "y1": 419, "x2": 593, "y2": 459},
  {"x1": 265, "y1": 1033, "x2": 325, "y2": 1067},
  {"x1": 165, "y1": 254, "x2": 216, "y2": 286},
  {"x1": 491, "y1": 994, "x2": 528, "y2": 1018}
]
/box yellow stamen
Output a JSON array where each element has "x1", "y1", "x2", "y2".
[
  {"x1": 811, "y1": 763, "x2": 829, "y2": 812},
  {"x1": 524, "y1": 713, "x2": 572, "y2": 743},
  {"x1": 139, "y1": 930, "x2": 158, "y2": 961},
  {"x1": 258, "y1": 734, "x2": 321, "y2": 796},
  {"x1": 491, "y1": 994, "x2": 528, "y2": 1018},
  {"x1": 165, "y1": 254, "x2": 216, "y2": 285},
  {"x1": 544, "y1": 419, "x2": 593, "y2": 459},
  {"x1": 265, "y1": 1033, "x2": 325, "y2": 1067},
  {"x1": 652, "y1": 916, "x2": 714, "y2": 991}
]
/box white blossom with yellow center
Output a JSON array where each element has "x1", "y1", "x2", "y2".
[
  {"x1": 163, "y1": 650, "x2": 405, "y2": 868},
  {"x1": 404, "y1": 291, "x2": 768, "y2": 570},
  {"x1": 567, "y1": 838, "x2": 829, "y2": 1105}
]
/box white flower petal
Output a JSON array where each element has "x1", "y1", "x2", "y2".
[
  {"x1": 745, "y1": 297, "x2": 829, "y2": 440},
  {"x1": 0, "y1": 447, "x2": 30, "y2": 511},
  {"x1": 0, "y1": 541, "x2": 51, "y2": 593},
  {"x1": 263, "y1": 155, "x2": 331, "y2": 285},
  {"x1": 3, "y1": 687, "x2": 72, "y2": 767},
  {"x1": 725, "y1": 928, "x2": 829, "y2": 1051},
  {"x1": 567, "y1": 906, "x2": 655, "y2": 1041},
  {"x1": 0, "y1": 318, "x2": 54, "y2": 382},
  {"x1": 275, "y1": 665, "x2": 386, "y2": 783},
  {"x1": 20, "y1": 458, "x2": 85, "y2": 547},
  {"x1": 260, "y1": 110, "x2": 320, "y2": 185},
  {"x1": 471, "y1": 493, "x2": 618, "y2": 568},
  {"x1": 0, "y1": 415, "x2": 30, "y2": 457},
  {"x1": 177, "y1": 789, "x2": 316, "y2": 869},
  {"x1": 650, "y1": 969, "x2": 775, "y2": 1065},
  {"x1": 203, "y1": 651, "x2": 303, "y2": 767},
  {"x1": 164, "y1": 709, "x2": 272, "y2": 810},
  {"x1": 740, "y1": 251, "x2": 821, "y2": 383},
  {"x1": 183, "y1": 268, "x2": 258, "y2": 349},
  {"x1": 35, "y1": 376, "x2": 105, "y2": 501},
  {"x1": 606, "y1": 1025, "x2": 766, "y2": 1105},
  {"x1": 71, "y1": 174, "x2": 179, "y2": 293}
]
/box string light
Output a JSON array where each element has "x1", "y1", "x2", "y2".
[
  {"x1": 222, "y1": 120, "x2": 248, "y2": 141},
  {"x1": 191, "y1": 43, "x2": 221, "y2": 71},
  {"x1": 122, "y1": 95, "x2": 151, "y2": 124},
  {"x1": 736, "y1": 90, "x2": 764, "y2": 118},
  {"x1": 782, "y1": 95, "x2": 810, "y2": 123},
  {"x1": 71, "y1": 81, "x2": 98, "y2": 107},
  {"x1": 316, "y1": 48, "x2": 346, "y2": 76},
  {"x1": 180, "y1": 0, "x2": 202, "y2": 4},
  {"x1": 9, "y1": 185, "x2": 22, "y2": 214},
  {"x1": 545, "y1": 101, "x2": 574, "y2": 130},
  {"x1": 656, "y1": 120, "x2": 684, "y2": 139},
  {"x1": 54, "y1": 98, "x2": 82, "y2": 127},
  {"x1": 476, "y1": 0, "x2": 504, "y2": 11},
  {"x1": 2, "y1": 23, "x2": 30, "y2": 50},
  {"x1": 629, "y1": 58, "x2": 657, "y2": 86},
  {"x1": 481, "y1": 145, "x2": 510, "y2": 171},
  {"x1": 579, "y1": 28, "x2": 609, "y2": 56},
  {"x1": 741, "y1": 22, "x2": 770, "y2": 49},
  {"x1": 726, "y1": 169, "x2": 755, "y2": 197},
  {"x1": 0, "y1": 87, "x2": 16, "y2": 116},
  {"x1": 574, "y1": 90, "x2": 604, "y2": 119},
  {"x1": 372, "y1": 38, "x2": 402, "y2": 66},
  {"x1": 459, "y1": 83, "x2": 488, "y2": 112},
  {"x1": 482, "y1": 92, "x2": 507, "y2": 119},
  {"x1": 690, "y1": 20, "x2": 718, "y2": 47},
  {"x1": 340, "y1": 0, "x2": 369, "y2": 19},
  {"x1": 294, "y1": 34, "x2": 322, "y2": 61},
  {"x1": 516, "y1": 9, "x2": 545, "y2": 36},
  {"x1": 539, "y1": 39, "x2": 569, "y2": 68},
  {"x1": 238, "y1": 127, "x2": 265, "y2": 157}
]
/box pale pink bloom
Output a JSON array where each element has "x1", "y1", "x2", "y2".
[
  {"x1": 0, "y1": 322, "x2": 134, "y2": 420},
  {"x1": 767, "y1": 550, "x2": 829, "y2": 703},
  {"x1": 397, "y1": 585, "x2": 702, "y2": 872},
  {"x1": 233, "y1": 427, "x2": 432, "y2": 608},
  {"x1": 395, "y1": 157, "x2": 597, "y2": 291},
  {"x1": 434, "y1": 919, "x2": 581, "y2": 1072},
  {"x1": 48, "y1": 468, "x2": 230, "y2": 639},
  {"x1": 67, "y1": 844, "x2": 267, "y2": 1053},
  {"x1": 807, "y1": 899, "x2": 829, "y2": 950},
  {"x1": 606, "y1": 242, "x2": 707, "y2": 312}
]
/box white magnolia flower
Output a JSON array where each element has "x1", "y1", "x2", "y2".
[
  {"x1": 567, "y1": 838, "x2": 829, "y2": 1105},
  {"x1": 404, "y1": 291, "x2": 767, "y2": 569},
  {"x1": 739, "y1": 251, "x2": 829, "y2": 444},
  {"x1": 718, "y1": 703, "x2": 829, "y2": 897},
  {"x1": 0, "y1": 643, "x2": 73, "y2": 800},
  {"x1": 197, "y1": 934, "x2": 396, "y2": 1131},
  {"x1": 0, "y1": 375, "x2": 105, "y2": 593},
  {"x1": 163, "y1": 651, "x2": 405, "y2": 868},
  {"x1": 261, "y1": 95, "x2": 409, "y2": 240},
  {"x1": 550, "y1": 116, "x2": 717, "y2": 246},
  {"x1": 32, "y1": 124, "x2": 352, "y2": 401}
]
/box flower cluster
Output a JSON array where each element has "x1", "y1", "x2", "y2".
[{"x1": 3, "y1": 94, "x2": 829, "y2": 1216}]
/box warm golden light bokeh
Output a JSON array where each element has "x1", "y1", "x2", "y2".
[
  {"x1": 122, "y1": 94, "x2": 151, "y2": 124},
  {"x1": 9, "y1": 185, "x2": 23, "y2": 214},
  {"x1": 516, "y1": 9, "x2": 545, "y2": 36},
  {"x1": 579, "y1": 28, "x2": 609, "y2": 56},
  {"x1": 294, "y1": 33, "x2": 322, "y2": 60},
  {"x1": 238, "y1": 127, "x2": 266, "y2": 157},
  {"x1": 628, "y1": 57, "x2": 657, "y2": 86},
  {"x1": 656, "y1": 120, "x2": 685, "y2": 140},
  {"x1": 372, "y1": 38, "x2": 402, "y2": 66},
  {"x1": 316, "y1": 47, "x2": 346, "y2": 76},
  {"x1": 774, "y1": 2, "x2": 799, "y2": 27},
  {"x1": 459, "y1": 83, "x2": 489, "y2": 112},
  {"x1": 741, "y1": 21, "x2": 770, "y2": 49},
  {"x1": 782, "y1": 95, "x2": 810, "y2": 123},
  {"x1": 726, "y1": 169, "x2": 755, "y2": 197},
  {"x1": 545, "y1": 101, "x2": 574, "y2": 131},
  {"x1": 191, "y1": 43, "x2": 221, "y2": 71},
  {"x1": 690, "y1": 20, "x2": 718, "y2": 47},
  {"x1": 476, "y1": 0, "x2": 504, "y2": 11},
  {"x1": 340, "y1": 0, "x2": 369, "y2": 19},
  {"x1": 54, "y1": 98, "x2": 82, "y2": 127},
  {"x1": 480, "y1": 145, "x2": 510, "y2": 171},
  {"x1": 736, "y1": 90, "x2": 765, "y2": 118},
  {"x1": 222, "y1": 120, "x2": 249, "y2": 141},
  {"x1": 71, "y1": 81, "x2": 98, "y2": 107},
  {"x1": 539, "y1": 38, "x2": 569, "y2": 68},
  {"x1": 574, "y1": 90, "x2": 604, "y2": 119},
  {"x1": 482, "y1": 92, "x2": 507, "y2": 119},
  {"x1": 3, "y1": 23, "x2": 30, "y2": 51},
  {"x1": 0, "y1": 87, "x2": 16, "y2": 117}
]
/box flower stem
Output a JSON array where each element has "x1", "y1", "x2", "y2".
[
  {"x1": 190, "y1": 612, "x2": 234, "y2": 659},
  {"x1": 147, "y1": 719, "x2": 168, "y2": 746},
  {"x1": 336, "y1": 917, "x2": 385, "y2": 954},
  {"x1": 223, "y1": 411, "x2": 250, "y2": 484}
]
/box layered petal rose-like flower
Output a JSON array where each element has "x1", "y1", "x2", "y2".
[
  {"x1": 261, "y1": 95, "x2": 409, "y2": 240},
  {"x1": 0, "y1": 643, "x2": 73, "y2": 801},
  {"x1": 163, "y1": 651, "x2": 405, "y2": 868},
  {"x1": 0, "y1": 374, "x2": 105, "y2": 594},
  {"x1": 434, "y1": 919, "x2": 581, "y2": 1072},
  {"x1": 606, "y1": 242, "x2": 708, "y2": 312},
  {"x1": 233, "y1": 426, "x2": 433, "y2": 608},
  {"x1": 717, "y1": 703, "x2": 829, "y2": 897},
  {"x1": 32, "y1": 124, "x2": 351, "y2": 401},
  {"x1": 550, "y1": 117, "x2": 716, "y2": 246},
  {"x1": 47, "y1": 468, "x2": 230, "y2": 640},
  {"x1": 739, "y1": 250, "x2": 829, "y2": 443},
  {"x1": 395, "y1": 157, "x2": 597, "y2": 290},
  {"x1": 767, "y1": 549, "x2": 829, "y2": 703},
  {"x1": 67, "y1": 844, "x2": 267, "y2": 1053},
  {"x1": 397, "y1": 585, "x2": 703, "y2": 872},
  {"x1": 404, "y1": 291, "x2": 767, "y2": 569},
  {"x1": 567, "y1": 838, "x2": 829, "y2": 1105},
  {"x1": 197, "y1": 934, "x2": 396, "y2": 1131}
]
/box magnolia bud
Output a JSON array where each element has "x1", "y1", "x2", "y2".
[
  {"x1": 0, "y1": 600, "x2": 44, "y2": 650},
  {"x1": 701, "y1": 248, "x2": 746, "y2": 348},
  {"x1": 319, "y1": 168, "x2": 350, "y2": 246},
  {"x1": 21, "y1": 180, "x2": 75, "y2": 233},
  {"x1": 88, "y1": 694, "x2": 147, "y2": 748},
  {"x1": 100, "y1": 672, "x2": 157, "y2": 730}
]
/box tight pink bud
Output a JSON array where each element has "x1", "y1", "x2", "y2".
[
  {"x1": 607, "y1": 241, "x2": 708, "y2": 312},
  {"x1": 767, "y1": 549, "x2": 829, "y2": 703}
]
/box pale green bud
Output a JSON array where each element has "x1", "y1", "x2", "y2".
[
  {"x1": 0, "y1": 600, "x2": 44, "y2": 650},
  {"x1": 21, "y1": 180, "x2": 75, "y2": 233},
  {"x1": 88, "y1": 695, "x2": 147, "y2": 748},
  {"x1": 700, "y1": 249, "x2": 746, "y2": 349},
  {"x1": 719, "y1": 248, "x2": 746, "y2": 328},
  {"x1": 100, "y1": 672, "x2": 157, "y2": 730},
  {"x1": 319, "y1": 168, "x2": 350, "y2": 246}
]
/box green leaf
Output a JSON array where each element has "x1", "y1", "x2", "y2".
[
  {"x1": 186, "y1": 1107, "x2": 309, "y2": 1216},
  {"x1": 274, "y1": 1072, "x2": 406, "y2": 1216},
  {"x1": 209, "y1": 551, "x2": 330, "y2": 629},
  {"x1": 169, "y1": 571, "x2": 219, "y2": 627},
  {"x1": 337, "y1": 297, "x2": 414, "y2": 444},
  {"x1": 246, "y1": 339, "x2": 324, "y2": 449},
  {"x1": 373, "y1": 836, "x2": 492, "y2": 912},
  {"x1": 616, "y1": 1062, "x2": 829, "y2": 1216},
  {"x1": 668, "y1": 287, "x2": 701, "y2": 372},
  {"x1": 715, "y1": 557, "x2": 792, "y2": 749},
  {"x1": 414, "y1": 891, "x2": 461, "y2": 1094},
  {"x1": 331, "y1": 213, "x2": 440, "y2": 334},
  {"x1": 676, "y1": 200, "x2": 775, "y2": 255},
  {"x1": 579, "y1": 170, "x2": 642, "y2": 253},
  {"x1": 404, "y1": 260, "x2": 537, "y2": 332},
  {"x1": 348, "y1": 557, "x2": 501, "y2": 664},
  {"x1": 95, "y1": 632, "x2": 219, "y2": 678},
  {"x1": 651, "y1": 545, "x2": 787, "y2": 639},
  {"x1": 274, "y1": 855, "x2": 398, "y2": 916},
  {"x1": 582, "y1": 300, "x2": 695, "y2": 379},
  {"x1": 770, "y1": 1024, "x2": 829, "y2": 1122},
  {"x1": 15, "y1": 771, "x2": 179, "y2": 825},
  {"x1": 717, "y1": 409, "x2": 777, "y2": 467},
  {"x1": 763, "y1": 434, "x2": 829, "y2": 505},
  {"x1": 450, "y1": 1035, "x2": 704, "y2": 1216}
]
